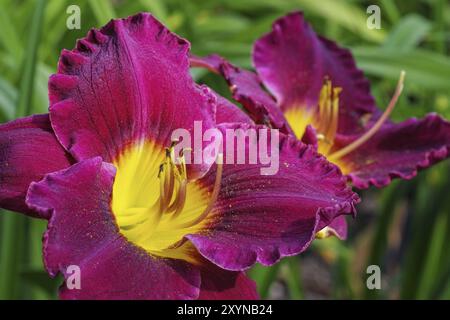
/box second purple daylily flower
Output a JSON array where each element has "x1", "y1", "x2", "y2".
[{"x1": 192, "y1": 11, "x2": 450, "y2": 190}]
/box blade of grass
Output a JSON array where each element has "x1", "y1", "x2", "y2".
[
  {"x1": 415, "y1": 209, "x2": 447, "y2": 299},
  {"x1": 400, "y1": 166, "x2": 448, "y2": 299},
  {"x1": 364, "y1": 181, "x2": 407, "y2": 299},
  {"x1": 383, "y1": 14, "x2": 431, "y2": 52},
  {"x1": 29, "y1": 220, "x2": 51, "y2": 299},
  {"x1": 284, "y1": 257, "x2": 303, "y2": 299},
  {"x1": 380, "y1": 0, "x2": 400, "y2": 24},
  {"x1": 294, "y1": 0, "x2": 386, "y2": 43},
  {"x1": 248, "y1": 264, "x2": 281, "y2": 299},
  {"x1": 89, "y1": 0, "x2": 117, "y2": 25},
  {"x1": 0, "y1": 211, "x2": 26, "y2": 299},
  {"x1": 16, "y1": 0, "x2": 46, "y2": 117},
  {"x1": 138, "y1": 0, "x2": 168, "y2": 23},
  {"x1": 0, "y1": 77, "x2": 17, "y2": 120},
  {"x1": 0, "y1": 0, "x2": 23, "y2": 60},
  {"x1": 353, "y1": 47, "x2": 450, "y2": 90},
  {"x1": 432, "y1": 0, "x2": 446, "y2": 53}
]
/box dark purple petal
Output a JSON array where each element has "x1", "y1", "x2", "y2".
[
  {"x1": 334, "y1": 114, "x2": 450, "y2": 189},
  {"x1": 0, "y1": 114, "x2": 72, "y2": 216},
  {"x1": 49, "y1": 13, "x2": 216, "y2": 177},
  {"x1": 211, "y1": 89, "x2": 254, "y2": 125},
  {"x1": 188, "y1": 123, "x2": 359, "y2": 271},
  {"x1": 190, "y1": 54, "x2": 223, "y2": 74},
  {"x1": 26, "y1": 158, "x2": 200, "y2": 299},
  {"x1": 253, "y1": 11, "x2": 376, "y2": 135},
  {"x1": 301, "y1": 124, "x2": 318, "y2": 149},
  {"x1": 191, "y1": 55, "x2": 291, "y2": 134},
  {"x1": 199, "y1": 262, "x2": 258, "y2": 300}
]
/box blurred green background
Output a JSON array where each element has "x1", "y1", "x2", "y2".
[{"x1": 0, "y1": 0, "x2": 449, "y2": 300}]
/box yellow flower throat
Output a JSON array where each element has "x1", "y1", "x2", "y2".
[
  {"x1": 285, "y1": 72, "x2": 405, "y2": 171},
  {"x1": 111, "y1": 141, "x2": 222, "y2": 262}
]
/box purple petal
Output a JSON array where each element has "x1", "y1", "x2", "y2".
[
  {"x1": 26, "y1": 158, "x2": 200, "y2": 299},
  {"x1": 211, "y1": 89, "x2": 254, "y2": 125},
  {"x1": 198, "y1": 262, "x2": 258, "y2": 300},
  {"x1": 335, "y1": 114, "x2": 450, "y2": 188},
  {"x1": 301, "y1": 124, "x2": 318, "y2": 149},
  {"x1": 188, "y1": 123, "x2": 359, "y2": 271},
  {"x1": 253, "y1": 11, "x2": 376, "y2": 135},
  {"x1": 0, "y1": 114, "x2": 72, "y2": 216},
  {"x1": 49, "y1": 13, "x2": 216, "y2": 177},
  {"x1": 191, "y1": 55, "x2": 291, "y2": 134}
]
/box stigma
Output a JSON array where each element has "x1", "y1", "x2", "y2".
[{"x1": 327, "y1": 71, "x2": 405, "y2": 162}]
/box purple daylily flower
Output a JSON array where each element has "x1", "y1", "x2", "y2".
[
  {"x1": 0, "y1": 13, "x2": 358, "y2": 299},
  {"x1": 191, "y1": 11, "x2": 450, "y2": 191}
]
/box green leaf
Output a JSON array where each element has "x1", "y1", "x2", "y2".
[
  {"x1": 401, "y1": 166, "x2": 449, "y2": 299},
  {"x1": 284, "y1": 257, "x2": 303, "y2": 299},
  {"x1": 16, "y1": 0, "x2": 46, "y2": 117},
  {"x1": 89, "y1": 0, "x2": 116, "y2": 25},
  {"x1": 294, "y1": 0, "x2": 386, "y2": 43},
  {"x1": 138, "y1": 0, "x2": 168, "y2": 23},
  {"x1": 416, "y1": 210, "x2": 447, "y2": 299},
  {"x1": 0, "y1": 77, "x2": 16, "y2": 120},
  {"x1": 383, "y1": 14, "x2": 431, "y2": 52},
  {"x1": 0, "y1": 211, "x2": 26, "y2": 299},
  {"x1": 0, "y1": 0, "x2": 23, "y2": 60},
  {"x1": 364, "y1": 181, "x2": 408, "y2": 299},
  {"x1": 353, "y1": 47, "x2": 450, "y2": 90},
  {"x1": 21, "y1": 269, "x2": 61, "y2": 299},
  {"x1": 380, "y1": 0, "x2": 400, "y2": 24},
  {"x1": 249, "y1": 263, "x2": 281, "y2": 299}
]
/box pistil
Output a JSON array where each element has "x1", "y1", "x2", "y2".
[{"x1": 328, "y1": 71, "x2": 405, "y2": 162}]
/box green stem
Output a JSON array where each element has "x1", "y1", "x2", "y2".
[{"x1": 0, "y1": 213, "x2": 26, "y2": 299}]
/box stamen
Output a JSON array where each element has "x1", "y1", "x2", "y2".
[
  {"x1": 157, "y1": 164, "x2": 167, "y2": 220},
  {"x1": 314, "y1": 78, "x2": 342, "y2": 155},
  {"x1": 317, "y1": 133, "x2": 326, "y2": 141},
  {"x1": 163, "y1": 160, "x2": 175, "y2": 211},
  {"x1": 179, "y1": 154, "x2": 223, "y2": 228},
  {"x1": 328, "y1": 71, "x2": 405, "y2": 162},
  {"x1": 171, "y1": 180, "x2": 188, "y2": 218},
  {"x1": 325, "y1": 88, "x2": 341, "y2": 143}
]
